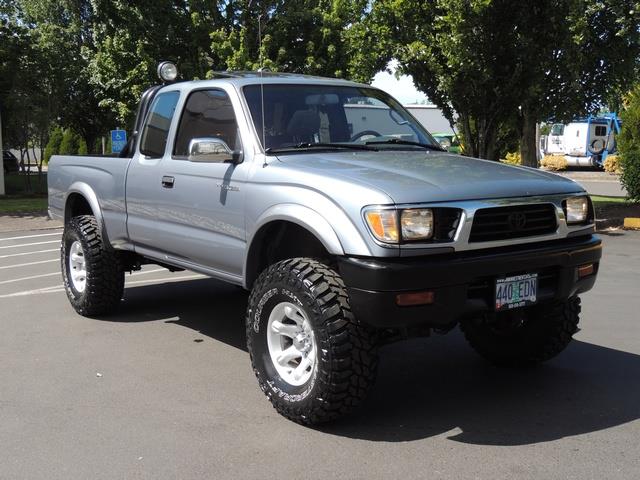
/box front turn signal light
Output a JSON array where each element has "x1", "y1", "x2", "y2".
[{"x1": 365, "y1": 209, "x2": 399, "y2": 243}]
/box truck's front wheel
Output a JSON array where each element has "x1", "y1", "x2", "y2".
[
  {"x1": 461, "y1": 297, "x2": 581, "y2": 367},
  {"x1": 246, "y1": 258, "x2": 378, "y2": 424},
  {"x1": 61, "y1": 215, "x2": 124, "y2": 316}
]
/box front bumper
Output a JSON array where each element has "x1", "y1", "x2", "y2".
[{"x1": 337, "y1": 235, "x2": 602, "y2": 328}]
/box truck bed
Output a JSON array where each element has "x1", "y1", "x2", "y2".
[{"x1": 48, "y1": 154, "x2": 132, "y2": 247}]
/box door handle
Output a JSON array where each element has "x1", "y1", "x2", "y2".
[{"x1": 162, "y1": 176, "x2": 175, "y2": 188}]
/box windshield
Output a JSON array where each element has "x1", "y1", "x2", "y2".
[
  {"x1": 243, "y1": 84, "x2": 439, "y2": 152},
  {"x1": 550, "y1": 124, "x2": 565, "y2": 136}
]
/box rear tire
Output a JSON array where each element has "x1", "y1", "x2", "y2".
[
  {"x1": 246, "y1": 258, "x2": 378, "y2": 424},
  {"x1": 61, "y1": 215, "x2": 124, "y2": 316},
  {"x1": 460, "y1": 297, "x2": 581, "y2": 367}
]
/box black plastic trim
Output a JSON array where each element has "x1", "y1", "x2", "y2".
[{"x1": 337, "y1": 235, "x2": 602, "y2": 328}]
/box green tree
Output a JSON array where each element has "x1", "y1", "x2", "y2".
[
  {"x1": 210, "y1": 0, "x2": 367, "y2": 77},
  {"x1": 348, "y1": 0, "x2": 640, "y2": 163},
  {"x1": 87, "y1": 0, "x2": 229, "y2": 126},
  {"x1": 58, "y1": 128, "x2": 78, "y2": 155},
  {"x1": 618, "y1": 85, "x2": 640, "y2": 200},
  {"x1": 43, "y1": 125, "x2": 63, "y2": 163},
  {"x1": 77, "y1": 136, "x2": 88, "y2": 155},
  {"x1": 513, "y1": 0, "x2": 640, "y2": 166}
]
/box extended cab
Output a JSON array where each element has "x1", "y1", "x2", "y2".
[{"x1": 48, "y1": 63, "x2": 601, "y2": 424}]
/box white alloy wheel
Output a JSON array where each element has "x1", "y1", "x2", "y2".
[
  {"x1": 68, "y1": 240, "x2": 87, "y2": 292},
  {"x1": 266, "y1": 301, "x2": 317, "y2": 386}
]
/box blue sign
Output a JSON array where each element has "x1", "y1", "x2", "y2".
[{"x1": 111, "y1": 130, "x2": 127, "y2": 153}]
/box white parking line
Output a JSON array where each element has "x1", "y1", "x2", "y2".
[
  {"x1": 0, "y1": 248, "x2": 59, "y2": 259},
  {"x1": 0, "y1": 274, "x2": 206, "y2": 299},
  {"x1": 0, "y1": 240, "x2": 60, "y2": 250},
  {"x1": 0, "y1": 259, "x2": 59, "y2": 270},
  {"x1": 0, "y1": 231, "x2": 62, "y2": 242},
  {"x1": 0, "y1": 285, "x2": 63, "y2": 298},
  {"x1": 0, "y1": 271, "x2": 60, "y2": 285}
]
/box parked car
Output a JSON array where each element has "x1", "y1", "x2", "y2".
[
  {"x1": 3, "y1": 150, "x2": 19, "y2": 173},
  {"x1": 48, "y1": 62, "x2": 601, "y2": 425}
]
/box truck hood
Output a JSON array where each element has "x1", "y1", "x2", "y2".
[{"x1": 276, "y1": 151, "x2": 584, "y2": 203}]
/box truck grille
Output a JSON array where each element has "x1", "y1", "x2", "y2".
[
  {"x1": 432, "y1": 208, "x2": 462, "y2": 242},
  {"x1": 469, "y1": 204, "x2": 557, "y2": 242}
]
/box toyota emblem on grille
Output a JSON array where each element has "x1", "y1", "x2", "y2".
[{"x1": 508, "y1": 212, "x2": 527, "y2": 231}]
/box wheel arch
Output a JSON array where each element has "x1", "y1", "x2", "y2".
[
  {"x1": 244, "y1": 205, "x2": 345, "y2": 289},
  {"x1": 64, "y1": 182, "x2": 104, "y2": 234}
]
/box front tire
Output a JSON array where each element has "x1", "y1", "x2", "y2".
[
  {"x1": 246, "y1": 258, "x2": 378, "y2": 424},
  {"x1": 461, "y1": 297, "x2": 581, "y2": 367},
  {"x1": 61, "y1": 215, "x2": 124, "y2": 316}
]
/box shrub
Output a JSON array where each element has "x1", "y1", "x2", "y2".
[
  {"x1": 619, "y1": 84, "x2": 640, "y2": 200},
  {"x1": 77, "y1": 138, "x2": 88, "y2": 155},
  {"x1": 540, "y1": 155, "x2": 568, "y2": 171},
  {"x1": 58, "y1": 129, "x2": 78, "y2": 155},
  {"x1": 621, "y1": 151, "x2": 640, "y2": 200},
  {"x1": 94, "y1": 135, "x2": 112, "y2": 155},
  {"x1": 501, "y1": 151, "x2": 521, "y2": 165},
  {"x1": 603, "y1": 155, "x2": 622, "y2": 174},
  {"x1": 43, "y1": 126, "x2": 64, "y2": 164}
]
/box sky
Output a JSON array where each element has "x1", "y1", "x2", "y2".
[{"x1": 371, "y1": 61, "x2": 429, "y2": 105}]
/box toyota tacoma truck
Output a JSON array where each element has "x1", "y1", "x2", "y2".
[{"x1": 48, "y1": 62, "x2": 602, "y2": 425}]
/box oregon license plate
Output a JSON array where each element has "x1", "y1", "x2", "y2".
[{"x1": 495, "y1": 273, "x2": 538, "y2": 311}]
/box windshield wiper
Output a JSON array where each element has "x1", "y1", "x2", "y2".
[
  {"x1": 265, "y1": 142, "x2": 378, "y2": 154},
  {"x1": 365, "y1": 138, "x2": 446, "y2": 151}
]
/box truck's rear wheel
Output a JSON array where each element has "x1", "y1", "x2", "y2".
[
  {"x1": 246, "y1": 258, "x2": 378, "y2": 424},
  {"x1": 460, "y1": 297, "x2": 581, "y2": 367},
  {"x1": 61, "y1": 215, "x2": 124, "y2": 316}
]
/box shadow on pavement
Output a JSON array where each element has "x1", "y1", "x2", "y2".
[
  {"x1": 105, "y1": 277, "x2": 249, "y2": 351},
  {"x1": 322, "y1": 335, "x2": 640, "y2": 445},
  {"x1": 105, "y1": 277, "x2": 640, "y2": 446}
]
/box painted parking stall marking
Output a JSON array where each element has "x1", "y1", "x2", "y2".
[
  {"x1": 0, "y1": 229, "x2": 204, "y2": 299},
  {"x1": 0, "y1": 231, "x2": 62, "y2": 242}
]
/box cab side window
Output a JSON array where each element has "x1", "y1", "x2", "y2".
[
  {"x1": 140, "y1": 91, "x2": 180, "y2": 158},
  {"x1": 173, "y1": 89, "x2": 240, "y2": 157}
]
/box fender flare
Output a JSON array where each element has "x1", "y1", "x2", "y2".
[
  {"x1": 244, "y1": 204, "x2": 349, "y2": 288},
  {"x1": 249, "y1": 204, "x2": 345, "y2": 255},
  {"x1": 64, "y1": 182, "x2": 104, "y2": 233}
]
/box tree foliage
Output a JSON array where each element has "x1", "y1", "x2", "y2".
[
  {"x1": 348, "y1": 0, "x2": 640, "y2": 162},
  {"x1": 2, "y1": 0, "x2": 639, "y2": 178},
  {"x1": 618, "y1": 84, "x2": 640, "y2": 200},
  {"x1": 43, "y1": 125, "x2": 63, "y2": 163},
  {"x1": 210, "y1": 0, "x2": 367, "y2": 77}
]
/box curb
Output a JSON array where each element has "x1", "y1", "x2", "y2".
[
  {"x1": 624, "y1": 218, "x2": 640, "y2": 230},
  {"x1": 0, "y1": 213, "x2": 62, "y2": 234},
  {"x1": 596, "y1": 218, "x2": 624, "y2": 230}
]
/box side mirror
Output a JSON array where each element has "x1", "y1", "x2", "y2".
[{"x1": 188, "y1": 137, "x2": 242, "y2": 163}]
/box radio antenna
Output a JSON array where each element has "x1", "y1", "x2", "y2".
[{"x1": 257, "y1": 2, "x2": 267, "y2": 167}]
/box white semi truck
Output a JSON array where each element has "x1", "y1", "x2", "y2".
[{"x1": 541, "y1": 114, "x2": 620, "y2": 168}]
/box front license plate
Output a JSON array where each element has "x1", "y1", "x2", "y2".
[{"x1": 495, "y1": 273, "x2": 538, "y2": 311}]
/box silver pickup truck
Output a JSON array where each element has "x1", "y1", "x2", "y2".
[{"x1": 49, "y1": 63, "x2": 602, "y2": 424}]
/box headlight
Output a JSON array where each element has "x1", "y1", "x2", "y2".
[
  {"x1": 401, "y1": 209, "x2": 433, "y2": 240},
  {"x1": 365, "y1": 209, "x2": 399, "y2": 243},
  {"x1": 364, "y1": 208, "x2": 436, "y2": 243},
  {"x1": 564, "y1": 196, "x2": 590, "y2": 224}
]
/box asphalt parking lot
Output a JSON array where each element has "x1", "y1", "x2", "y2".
[{"x1": 0, "y1": 227, "x2": 639, "y2": 479}]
